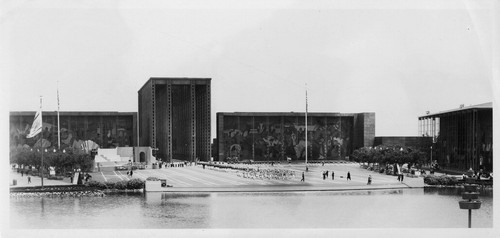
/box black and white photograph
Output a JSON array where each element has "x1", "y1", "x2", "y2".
[{"x1": 1, "y1": 0, "x2": 498, "y2": 237}]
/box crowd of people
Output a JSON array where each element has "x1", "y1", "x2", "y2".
[
  {"x1": 463, "y1": 168, "x2": 493, "y2": 180},
  {"x1": 237, "y1": 168, "x2": 297, "y2": 181}
]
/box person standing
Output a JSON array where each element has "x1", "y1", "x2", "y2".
[
  {"x1": 367, "y1": 175, "x2": 372, "y2": 185},
  {"x1": 130, "y1": 170, "x2": 133, "y2": 177},
  {"x1": 322, "y1": 171, "x2": 326, "y2": 180},
  {"x1": 27, "y1": 175, "x2": 31, "y2": 184},
  {"x1": 401, "y1": 173, "x2": 404, "y2": 182},
  {"x1": 347, "y1": 171, "x2": 351, "y2": 180},
  {"x1": 326, "y1": 170, "x2": 329, "y2": 178},
  {"x1": 332, "y1": 171, "x2": 335, "y2": 180}
]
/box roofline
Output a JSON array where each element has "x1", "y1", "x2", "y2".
[
  {"x1": 217, "y1": 112, "x2": 374, "y2": 117},
  {"x1": 10, "y1": 111, "x2": 137, "y2": 116},
  {"x1": 138, "y1": 77, "x2": 211, "y2": 93},
  {"x1": 418, "y1": 102, "x2": 492, "y2": 119}
]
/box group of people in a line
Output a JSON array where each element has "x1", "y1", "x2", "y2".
[
  {"x1": 164, "y1": 162, "x2": 193, "y2": 168},
  {"x1": 322, "y1": 170, "x2": 335, "y2": 180},
  {"x1": 321, "y1": 171, "x2": 351, "y2": 180}
]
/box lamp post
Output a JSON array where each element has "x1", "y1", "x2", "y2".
[
  {"x1": 459, "y1": 184, "x2": 482, "y2": 228},
  {"x1": 430, "y1": 146, "x2": 433, "y2": 168}
]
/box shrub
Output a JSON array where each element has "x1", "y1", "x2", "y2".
[
  {"x1": 86, "y1": 180, "x2": 108, "y2": 189},
  {"x1": 146, "y1": 177, "x2": 160, "y2": 181},
  {"x1": 424, "y1": 175, "x2": 440, "y2": 185},
  {"x1": 127, "y1": 178, "x2": 145, "y2": 189},
  {"x1": 439, "y1": 176, "x2": 458, "y2": 186},
  {"x1": 114, "y1": 180, "x2": 128, "y2": 190},
  {"x1": 424, "y1": 175, "x2": 459, "y2": 186},
  {"x1": 104, "y1": 181, "x2": 116, "y2": 189}
]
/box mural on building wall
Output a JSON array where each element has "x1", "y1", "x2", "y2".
[
  {"x1": 221, "y1": 116, "x2": 352, "y2": 161},
  {"x1": 10, "y1": 116, "x2": 133, "y2": 151}
]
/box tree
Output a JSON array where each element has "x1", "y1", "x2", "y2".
[
  {"x1": 351, "y1": 145, "x2": 427, "y2": 168},
  {"x1": 10, "y1": 146, "x2": 96, "y2": 173}
]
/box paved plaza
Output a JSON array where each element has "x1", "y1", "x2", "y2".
[{"x1": 10, "y1": 162, "x2": 425, "y2": 192}]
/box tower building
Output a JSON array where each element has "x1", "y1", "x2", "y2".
[{"x1": 138, "y1": 78, "x2": 211, "y2": 162}]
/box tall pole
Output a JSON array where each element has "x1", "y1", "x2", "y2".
[
  {"x1": 430, "y1": 146, "x2": 433, "y2": 167},
  {"x1": 339, "y1": 113, "x2": 342, "y2": 160},
  {"x1": 40, "y1": 96, "x2": 44, "y2": 188},
  {"x1": 468, "y1": 209, "x2": 472, "y2": 228},
  {"x1": 57, "y1": 81, "x2": 61, "y2": 149},
  {"x1": 305, "y1": 84, "x2": 308, "y2": 168}
]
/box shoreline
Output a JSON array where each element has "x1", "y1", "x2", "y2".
[{"x1": 10, "y1": 182, "x2": 494, "y2": 196}]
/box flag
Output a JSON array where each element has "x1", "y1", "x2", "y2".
[{"x1": 27, "y1": 108, "x2": 42, "y2": 138}]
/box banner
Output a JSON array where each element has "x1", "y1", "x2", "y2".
[{"x1": 72, "y1": 173, "x2": 79, "y2": 185}]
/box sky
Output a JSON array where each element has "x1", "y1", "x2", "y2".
[{"x1": 1, "y1": 0, "x2": 497, "y2": 140}]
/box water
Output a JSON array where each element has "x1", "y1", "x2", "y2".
[{"x1": 10, "y1": 188, "x2": 493, "y2": 229}]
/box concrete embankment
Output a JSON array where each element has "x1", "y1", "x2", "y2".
[
  {"x1": 10, "y1": 185, "x2": 106, "y2": 197},
  {"x1": 146, "y1": 177, "x2": 425, "y2": 193}
]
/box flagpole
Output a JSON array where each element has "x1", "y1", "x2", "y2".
[
  {"x1": 305, "y1": 84, "x2": 308, "y2": 170},
  {"x1": 40, "y1": 96, "x2": 44, "y2": 188},
  {"x1": 57, "y1": 81, "x2": 60, "y2": 149}
]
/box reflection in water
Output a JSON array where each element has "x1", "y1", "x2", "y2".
[
  {"x1": 40, "y1": 198, "x2": 45, "y2": 218},
  {"x1": 424, "y1": 187, "x2": 493, "y2": 197},
  {"x1": 10, "y1": 188, "x2": 492, "y2": 229}
]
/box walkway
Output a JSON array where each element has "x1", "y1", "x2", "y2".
[
  {"x1": 9, "y1": 163, "x2": 425, "y2": 192},
  {"x1": 92, "y1": 163, "x2": 425, "y2": 192},
  {"x1": 9, "y1": 170, "x2": 72, "y2": 187}
]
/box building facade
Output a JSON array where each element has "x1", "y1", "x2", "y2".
[
  {"x1": 138, "y1": 78, "x2": 211, "y2": 162},
  {"x1": 418, "y1": 102, "x2": 493, "y2": 171},
  {"x1": 216, "y1": 112, "x2": 375, "y2": 162},
  {"x1": 9, "y1": 111, "x2": 137, "y2": 150}
]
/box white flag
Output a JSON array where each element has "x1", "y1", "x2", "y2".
[{"x1": 27, "y1": 109, "x2": 42, "y2": 138}]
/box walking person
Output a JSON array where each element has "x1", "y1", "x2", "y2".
[
  {"x1": 397, "y1": 174, "x2": 401, "y2": 181},
  {"x1": 326, "y1": 170, "x2": 329, "y2": 178},
  {"x1": 400, "y1": 173, "x2": 404, "y2": 182},
  {"x1": 301, "y1": 172, "x2": 305, "y2": 182},
  {"x1": 367, "y1": 175, "x2": 372, "y2": 185},
  {"x1": 27, "y1": 175, "x2": 31, "y2": 184},
  {"x1": 323, "y1": 171, "x2": 326, "y2": 180},
  {"x1": 347, "y1": 171, "x2": 351, "y2": 180},
  {"x1": 332, "y1": 171, "x2": 334, "y2": 180},
  {"x1": 130, "y1": 170, "x2": 133, "y2": 177}
]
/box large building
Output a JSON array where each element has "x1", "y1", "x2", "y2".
[
  {"x1": 216, "y1": 112, "x2": 375, "y2": 162},
  {"x1": 418, "y1": 102, "x2": 493, "y2": 171},
  {"x1": 138, "y1": 78, "x2": 211, "y2": 162},
  {"x1": 9, "y1": 111, "x2": 137, "y2": 150}
]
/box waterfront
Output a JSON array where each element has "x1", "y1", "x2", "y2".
[{"x1": 10, "y1": 187, "x2": 493, "y2": 229}]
